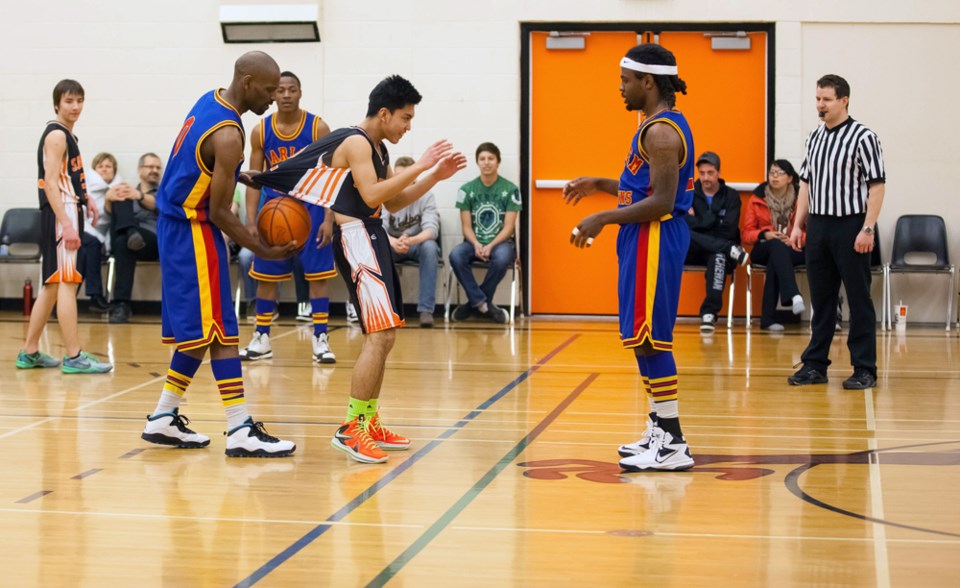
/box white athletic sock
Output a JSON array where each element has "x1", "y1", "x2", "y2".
[
  {"x1": 152, "y1": 391, "x2": 182, "y2": 417},
  {"x1": 226, "y1": 405, "x2": 251, "y2": 430}
]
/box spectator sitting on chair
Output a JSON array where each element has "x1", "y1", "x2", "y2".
[
  {"x1": 449, "y1": 142, "x2": 521, "y2": 324},
  {"x1": 684, "y1": 151, "x2": 748, "y2": 333},
  {"x1": 106, "y1": 152, "x2": 162, "y2": 323},
  {"x1": 743, "y1": 159, "x2": 806, "y2": 331},
  {"x1": 79, "y1": 152, "x2": 128, "y2": 313},
  {"x1": 383, "y1": 155, "x2": 441, "y2": 328}
]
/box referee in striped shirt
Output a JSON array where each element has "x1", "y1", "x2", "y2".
[{"x1": 787, "y1": 74, "x2": 885, "y2": 390}]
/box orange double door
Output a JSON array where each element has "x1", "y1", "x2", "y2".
[{"x1": 527, "y1": 29, "x2": 770, "y2": 316}]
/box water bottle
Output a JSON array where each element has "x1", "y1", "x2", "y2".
[
  {"x1": 0, "y1": 235, "x2": 9, "y2": 256},
  {"x1": 23, "y1": 278, "x2": 34, "y2": 316}
]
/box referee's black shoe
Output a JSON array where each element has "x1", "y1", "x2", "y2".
[
  {"x1": 842, "y1": 368, "x2": 876, "y2": 390},
  {"x1": 787, "y1": 364, "x2": 828, "y2": 386}
]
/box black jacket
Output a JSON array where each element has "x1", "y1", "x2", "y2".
[{"x1": 687, "y1": 179, "x2": 741, "y2": 244}]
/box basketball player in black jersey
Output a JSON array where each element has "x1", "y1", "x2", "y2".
[{"x1": 250, "y1": 76, "x2": 467, "y2": 463}]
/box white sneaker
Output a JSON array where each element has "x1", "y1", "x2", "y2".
[
  {"x1": 312, "y1": 332, "x2": 336, "y2": 364},
  {"x1": 619, "y1": 429, "x2": 694, "y2": 472},
  {"x1": 767, "y1": 323, "x2": 785, "y2": 332},
  {"x1": 729, "y1": 244, "x2": 749, "y2": 266},
  {"x1": 296, "y1": 302, "x2": 311, "y2": 322},
  {"x1": 345, "y1": 302, "x2": 359, "y2": 324},
  {"x1": 700, "y1": 314, "x2": 716, "y2": 333},
  {"x1": 618, "y1": 414, "x2": 658, "y2": 457},
  {"x1": 239, "y1": 332, "x2": 272, "y2": 361},
  {"x1": 791, "y1": 294, "x2": 806, "y2": 315},
  {"x1": 225, "y1": 418, "x2": 296, "y2": 457},
  {"x1": 141, "y1": 408, "x2": 210, "y2": 448}
]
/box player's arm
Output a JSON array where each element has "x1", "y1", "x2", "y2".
[
  {"x1": 41, "y1": 130, "x2": 81, "y2": 251},
  {"x1": 570, "y1": 124, "x2": 681, "y2": 248},
  {"x1": 562, "y1": 177, "x2": 619, "y2": 204},
  {"x1": 384, "y1": 152, "x2": 467, "y2": 213},
  {"x1": 245, "y1": 123, "x2": 265, "y2": 237},
  {"x1": 335, "y1": 137, "x2": 462, "y2": 210},
  {"x1": 204, "y1": 126, "x2": 297, "y2": 260}
]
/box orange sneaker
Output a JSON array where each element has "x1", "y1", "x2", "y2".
[
  {"x1": 367, "y1": 413, "x2": 411, "y2": 451},
  {"x1": 331, "y1": 415, "x2": 388, "y2": 464}
]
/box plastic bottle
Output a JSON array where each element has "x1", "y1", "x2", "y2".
[
  {"x1": 23, "y1": 278, "x2": 33, "y2": 316},
  {"x1": 0, "y1": 235, "x2": 10, "y2": 256}
]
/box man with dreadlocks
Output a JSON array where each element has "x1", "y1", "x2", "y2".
[{"x1": 563, "y1": 43, "x2": 695, "y2": 472}]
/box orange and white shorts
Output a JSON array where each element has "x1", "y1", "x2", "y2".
[
  {"x1": 40, "y1": 202, "x2": 83, "y2": 284},
  {"x1": 332, "y1": 219, "x2": 405, "y2": 334}
]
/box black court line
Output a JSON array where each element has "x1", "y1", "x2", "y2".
[
  {"x1": 233, "y1": 334, "x2": 579, "y2": 588},
  {"x1": 16, "y1": 490, "x2": 52, "y2": 504},
  {"x1": 366, "y1": 372, "x2": 598, "y2": 586},
  {"x1": 70, "y1": 468, "x2": 102, "y2": 480},
  {"x1": 119, "y1": 448, "x2": 147, "y2": 459}
]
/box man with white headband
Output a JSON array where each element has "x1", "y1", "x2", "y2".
[{"x1": 563, "y1": 43, "x2": 695, "y2": 472}]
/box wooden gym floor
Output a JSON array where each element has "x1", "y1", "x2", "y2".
[{"x1": 1, "y1": 312, "x2": 958, "y2": 586}]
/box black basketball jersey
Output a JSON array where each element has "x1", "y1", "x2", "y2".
[
  {"x1": 254, "y1": 126, "x2": 390, "y2": 221},
  {"x1": 37, "y1": 121, "x2": 87, "y2": 209}
]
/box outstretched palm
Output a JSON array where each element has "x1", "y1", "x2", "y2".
[{"x1": 435, "y1": 153, "x2": 467, "y2": 180}]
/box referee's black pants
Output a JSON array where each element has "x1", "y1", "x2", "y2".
[{"x1": 801, "y1": 214, "x2": 876, "y2": 376}]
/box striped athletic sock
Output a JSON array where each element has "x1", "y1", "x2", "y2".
[
  {"x1": 645, "y1": 351, "x2": 683, "y2": 440},
  {"x1": 347, "y1": 396, "x2": 367, "y2": 424},
  {"x1": 255, "y1": 298, "x2": 276, "y2": 335},
  {"x1": 311, "y1": 297, "x2": 329, "y2": 337},
  {"x1": 364, "y1": 397, "x2": 379, "y2": 421},
  {"x1": 634, "y1": 353, "x2": 658, "y2": 424},
  {"x1": 211, "y1": 357, "x2": 250, "y2": 429},
  {"x1": 152, "y1": 351, "x2": 203, "y2": 416}
]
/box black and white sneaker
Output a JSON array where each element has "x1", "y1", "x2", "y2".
[
  {"x1": 618, "y1": 413, "x2": 659, "y2": 457},
  {"x1": 239, "y1": 332, "x2": 272, "y2": 361},
  {"x1": 700, "y1": 314, "x2": 716, "y2": 333},
  {"x1": 729, "y1": 244, "x2": 749, "y2": 266},
  {"x1": 619, "y1": 429, "x2": 694, "y2": 472},
  {"x1": 225, "y1": 418, "x2": 296, "y2": 458},
  {"x1": 141, "y1": 408, "x2": 210, "y2": 448}
]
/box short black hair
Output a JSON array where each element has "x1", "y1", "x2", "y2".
[
  {"x1": 623, "y1": 44, "x2": 687, "y2": 108},
  {"x1": 366, "y1": 75, "x2": 422, "y2": 117},
  {"x1": 475, "y1": 142, "x2": 501, "y2": 163},
  {"x1": 53, "y1": 79, "x2": 84, "y2": 112},
  {"x1": 771, "y1": 158, "x2": 799, "y2": 190},
  {"x1": 817, "y1": 74, "x2": 850, "y2": 100},
  {"x1": 280, "y1": 71, "x2": 301, "y2": 88}
]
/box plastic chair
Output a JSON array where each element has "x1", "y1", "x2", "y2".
[
  {"x1": 884, "y1": 215, "x2": 954, "y2": 331},
  {"x1": 0, "y1": 208, "x2": 41, "y2": 261}
]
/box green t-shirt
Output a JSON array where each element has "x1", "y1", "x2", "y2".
[{"x1": 455, "y1": 176, "x2": 522, "y2": 245}]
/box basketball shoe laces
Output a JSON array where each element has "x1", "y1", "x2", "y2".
[
  {"x1": 248, "y1": 421, "x2": 280, "y2": 443},
  {"x1": 368, "y1": 414, "x2": 400, "y2": 442},
  {"x1": 351, "y1": 416, "x2": 381, "y2": 453},
  {"x1": 171, "y1": 412, "x2": 199, "y2": 434}
]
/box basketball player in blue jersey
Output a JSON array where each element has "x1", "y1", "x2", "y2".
[
  {"x1": 239, "y1": 71, "x2": 338, "y2": 365},
  {"x1": 563, "y1": 44, "x2": 696, "y2": 472},
  {"x1": 248, "y1": 75, "x2": 467, "y2": 464},
  {"x1": 140, "y1": 51, "x2": 299, "y2": 457}
]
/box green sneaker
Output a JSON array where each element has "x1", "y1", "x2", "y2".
[
  {"x1": 16, "y1": 349, "x2": 61, "y2": 369},
  {"x1": 61, "y1": 351, "x2": 113, "y2": 374}
]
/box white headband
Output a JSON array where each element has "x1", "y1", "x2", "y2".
[{"x1": 620, "y1": 57, "x2": 678, "y2": 76}]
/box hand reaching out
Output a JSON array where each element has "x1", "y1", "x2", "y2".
[
  {"x1": 563, "y1": 177, "x2": 600, "y2": 205},
  {"x1": 419, "y1": 140, "x2": 454, "y2": 169},
  {"x1": 434, "y1": 152, "x2": 468, "y2": 180}
]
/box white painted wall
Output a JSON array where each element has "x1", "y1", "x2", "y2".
[{"x1": 2, "y1": 0, "x2": 958, "y2": 319}]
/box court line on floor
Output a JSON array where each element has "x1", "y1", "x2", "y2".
[
  {"x1": 366, "y1": 372, "x2": 597, "y2": 587},
  {"x1": 0, "y1": 327, "x2": 306, "y2": 444},
  {"x1": 232, "y1": 334, "x2": 580, "y2": 588},
  {"x1": 449, "y1": 525, "x2": 960, "y2": 544}
]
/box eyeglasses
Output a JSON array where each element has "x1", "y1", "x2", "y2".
[{"x1": 768, "y1": 169, "x2": 787, "y2": 177}]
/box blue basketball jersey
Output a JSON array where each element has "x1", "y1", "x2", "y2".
[
  {"x1": 617, "y1": 110, "x2": 695, "y2": 217},
  {"x1": 259, "y1": 110, "x2": 323, "y2": 199},
  {"x1": 156, "y1": 89, "x2": 243, "y2": 222}
]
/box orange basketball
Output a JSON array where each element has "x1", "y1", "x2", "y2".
[{"x1": 257, "y1": 197, "x2": 310, "y2": 249}]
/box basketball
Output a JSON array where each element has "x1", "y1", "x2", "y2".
[{"x1": 257, "y1": 197, "x2": 310, "y2": 249}]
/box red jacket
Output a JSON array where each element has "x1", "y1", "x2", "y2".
[{"x1": 742, "y1": 189, "x2": 805, "y2": 247}]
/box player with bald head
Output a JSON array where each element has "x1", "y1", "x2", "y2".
[{"x1": 140, "y1": 51, "x2": 299, "y2": 458}]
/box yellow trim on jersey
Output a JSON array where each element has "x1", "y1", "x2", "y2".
[
  {"x1": 312, "y1": 116, "x2": 323, "y2": 141},
  {"x1": 214, "y1": 89, "x2": 241, "y2": 117},
  {"x1": 636, "y1": 115, "x2": 688, "y2": 169},
  {"x1": 194, "y1": 121, "x2": 243, "y2": 177},
  {"x1": 272, "y1": 110, "x2": 306, "y2": 141},
  {"x1": 181, "y1": 173, "x2": 212, "y2": 220},
  {"x1": 644, "y1": 220, "x2": 661, "y2": 329},
  {"x1": 258, "y1": 118, "x2": 266, "y2": 151}
]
